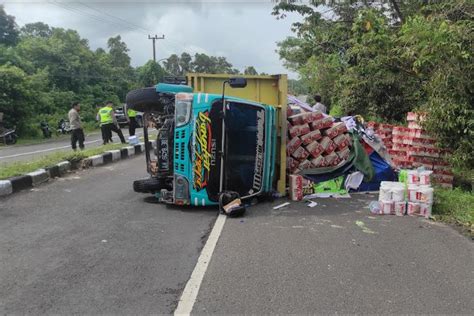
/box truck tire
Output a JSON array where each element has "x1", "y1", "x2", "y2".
[
  {"x1": 133, "y1": 177, "x2": 170, "y2": 193},
  {"x1": 126, "y1": 87, "x2": 164, "y2": 112}
]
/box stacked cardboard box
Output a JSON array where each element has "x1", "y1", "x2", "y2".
[
  {"x1": 367, "y1": 122, "x2": 394, "y2": 150},
  {"x1": 286, "y1": 111, "x2": 352, "y2": 174},
  {"x1": 371, "y1": 112, "x2": 453, "y2": 188}
]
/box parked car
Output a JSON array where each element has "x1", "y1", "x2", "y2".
[{"x1": 115, "y1": 105, "x2": 143, "y2": 127}]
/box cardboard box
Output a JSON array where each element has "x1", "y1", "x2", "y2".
[
  {"x1": 288, "y1": 113, "x2": 305, "y2": 125},
  {"x1": 286, "y1": 136, "x2": 302, "y2": 155},
  {"x1": 286, "y1": 156, "x2": 299, "y2": 172},
  {"x1": 310, "y1": 156, "x2": 325, "y2": 168},
  {"x1": 320, "y1": 136, "x2": 336, "y2": 154},
  {"x1": 298, "y1": 123, "x2": 310, "y2": 135},
  {"x1": 306, "y1": 140, "x2": 324, "y2": 158},
  {"x1": 292, "y1": 146, "x2": 310, "y2": 161},
  {"x1": 336, "y1": 147, "x2": 350, "y2": 160},
  {"x1": 310, "y1": 117, "x2": 333, "y2": 130},
  {"x1": 288, "y1": 125, "x2": 300, "y2": 138},
  {"x1": 324, "y1": 152, "x2": 338, "y2": 165},
  {"x1": 289, "y1": 174, "x2": 303, "y2": 201},
  {"x1": 301, "y1": 130, "x2": 322, "y2": 145},
  {"x1": 298, "y1": 159, "x2": 312, "y2": 170}
]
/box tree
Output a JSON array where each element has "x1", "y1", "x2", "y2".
[
  {"x1": 107, "y1": 35, "x2": 131, "y2": 69},
  {"x1": 0, "y1": 5, "x2": 19, "y2": 46},
  {"x1": 179, "y1": 52, "x2": 192, "y2": 74},
  {"x1": 136, "y1": 60, "x2": 166, "y2": 87},
  {"x1": 397, "y1": 2, "x2": 474, "y2": 168},
  {"x1": 21, "y1": 22, "x2": 52, "y2": 38},
  {"x1": 244, "y1": 66, "x2": 258, "y2": 75},
  {"x1": 0, "y1": 65, "x2": 34, "y2": 133},
  {"x1": 163, "y1": 54, "x2": 181, "y2": 75},
  {"x1": 274, "y1": 0, "x2": 473, "y2": 168}
]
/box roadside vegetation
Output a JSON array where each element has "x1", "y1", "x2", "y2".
[
  {"x1": 274, "y1": 0, "x2": 473, "y2": 230},
  {"x1": 433, "y1": 188, "x2": 474, "y2": 235},
  {"x1": 0, "y1": 143, "x2": 124, "y2": 179},
  {"x1": 0, "y1": 5, "x2": 262, "y2": 140},
  {"x1": 274, "y1": 0, "x2": 473, "y2": 170}
]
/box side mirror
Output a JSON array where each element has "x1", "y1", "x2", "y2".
[{"x1": 228, "y1": 77, "x2": 247, "y2": 88}]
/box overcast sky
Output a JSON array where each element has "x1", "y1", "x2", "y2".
[{"x1": 3, "y1": 0, "x2": 303, "y2": 78}]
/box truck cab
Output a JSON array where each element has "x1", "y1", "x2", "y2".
[{"x1": 128, "y1": 74, "x2": 288, "y2": 206}]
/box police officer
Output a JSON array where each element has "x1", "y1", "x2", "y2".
[
  {"x1": 98, "y1": 101, "x2": 126, "y2": 144},
  {"x1": 126, "y1": 105, "x2": 138, "y2": 136}
]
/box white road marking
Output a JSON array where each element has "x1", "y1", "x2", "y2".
[
  {"x1": 174, "y1": 214, "x2": 226, "y2": 315},
  {"x1": 0, "y1": 140, "x2": 101, "y2": 159},
  {"x1": 0, "y1": 129, "x2": 155, "y2": 160}
]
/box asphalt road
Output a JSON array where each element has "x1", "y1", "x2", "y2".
[
  {"x1": 193, "y1": 195, "x2": 474, "y2": 314},
  {"x1": 1, "y1": 158, "x2": 472, "y2": 314},
  {"x1": 0, "y1": 127, "x2": 153, "y2": 165},
  {"x1": 0, "y1": 157, "x2": 217, "y2": 314}
]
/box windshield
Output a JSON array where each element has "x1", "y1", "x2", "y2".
[{"x1": 223, "y1": 102, "x2": 265, "y2": 197}]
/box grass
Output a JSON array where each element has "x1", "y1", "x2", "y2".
[
  {"x1": 432, "y1": 188, "x2": 474, "y2": 235},
  {"x1": 0, "y1": 143, "x2": 126, "y2": 180}
]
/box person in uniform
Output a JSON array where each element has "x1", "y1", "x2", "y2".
[{"x1": 98, "y1": 101, "x2": 126, "y2": 144}]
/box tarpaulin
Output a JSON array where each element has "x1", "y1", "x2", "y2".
[{"x1": 356, "y1": 151, "x2": 396, "y2": 191}]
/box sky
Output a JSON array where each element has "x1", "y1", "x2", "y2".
[{"x1": 3, "y1": 0, "x2": 303, "y2": 78}]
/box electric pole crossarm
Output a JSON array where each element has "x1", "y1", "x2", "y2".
[{"x1": 148, "y1": 34, "x2": 165, "y2": 62}]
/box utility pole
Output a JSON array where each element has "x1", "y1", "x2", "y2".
[{"x1": 148, "y1": 34, "x2": 165, "y2": 62}]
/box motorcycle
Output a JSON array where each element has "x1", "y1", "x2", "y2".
[
  {"x1": 57, "y1": 119, "x2": 72, "y2": 135},
  {"x1": 40, "y1": 121, "x2": 52, "y2": 138},
  {"x1": 0, "y1": 127, "x2": 18, "y2": 145}
]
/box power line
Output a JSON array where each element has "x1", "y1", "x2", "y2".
[
  {"x1": 77, "y1": 2, "x2": 152, "y2": 34},
  {"x1": 47, "y1": 1, "x2": 142, "y2": 34}
]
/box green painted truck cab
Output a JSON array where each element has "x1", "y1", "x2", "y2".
[
  {"x1": 162, "y1": 90, "x2": 278, "y2": 206},
  {"x1": 130, "y1": 74, "x2": 287, "y2": 206}
]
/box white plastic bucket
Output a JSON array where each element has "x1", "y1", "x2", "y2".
[
  {"x1": 407, "y1": 202, "x2": 420, "y2": 216},
  {"x1": 419, "y1": 203, "x2": 432, "y2": 218},
  {"x1": 418, "y1": 170, "x2": 432, "y2": 185},
  {"x1": 416, "y1": 186, "x2": 434, "y2": 204},
  {"x1": 408, "y1": 184, "x2": 419, "y2": 202},
  {"x1": 394, "y1": 202, "x2": 406, "y2": 216},
  {"x1": 391, "y1": 186, "x2": 405, "y2": 202},
  {"x1": 407, "y1": 170, "x2": 419, "y2": 184},
  {"x1": 378, "y1": 182, "x2": 392, "y2": 201},
  {"x1": 380, "y1": 200, "x2": 394, "y2": 215}
]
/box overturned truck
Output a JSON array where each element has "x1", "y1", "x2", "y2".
[{"x1": 127, "y1": 73, "x2": 288, "y2": 206}]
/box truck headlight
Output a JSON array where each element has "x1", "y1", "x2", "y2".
[
  {"x1": 175, "y1": 93, "x2": 193, "y2": 127},
  {"x1": 174, "y1": 175, "x2": 190, "y2": 205}
]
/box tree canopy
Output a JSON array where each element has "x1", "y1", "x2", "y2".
[
  {"x1": 274, "y1": 0, "x2": 473, "y2": 168},
  {"x1": 0, "y1": 5, "x2": 264, "y2": 138},
  {"x1": 162, "y1": 52, "x2": 243, "y2": 75}
]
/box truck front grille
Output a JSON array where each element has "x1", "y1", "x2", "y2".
[{"x1": 174, "y1": 129, "x2": 187, "y2": 174}]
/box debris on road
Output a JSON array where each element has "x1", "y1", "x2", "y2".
[
  {"x1": 273, "y1": 202, "x2": 291, "y2": 210},
  {"x1": 355, "y1": 220, "x2": 377, "y2": 234}
]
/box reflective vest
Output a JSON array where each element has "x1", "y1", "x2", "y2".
[
  {"x1": 98, "y1": 106, "x2": 113, "y2": 125},
  {"x1": 127, "y1": 108, "x2": 137, "y2": 118}
]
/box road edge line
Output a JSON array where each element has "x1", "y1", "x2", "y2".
[{"x1": 174, "y1": 213, "x2": 227, "y2": 315}]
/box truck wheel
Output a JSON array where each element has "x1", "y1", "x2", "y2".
[
  {"x1": 133, "y1": 177, "x2": 170, "y2": 194},
  {"x1": 126, "y1": 87, "x2": 164, "y2": 113}
]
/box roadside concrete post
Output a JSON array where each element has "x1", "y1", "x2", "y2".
[
  {"x1": 27, "y1": 169, "x2": 49, "y2": 186},
  {"x1": 0, "y1": 180, "x2": 13, "y2": 196}
]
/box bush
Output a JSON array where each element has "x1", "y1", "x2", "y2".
[{"x1": 433, "y1": 188, "x2": 474, "y2": 231}]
